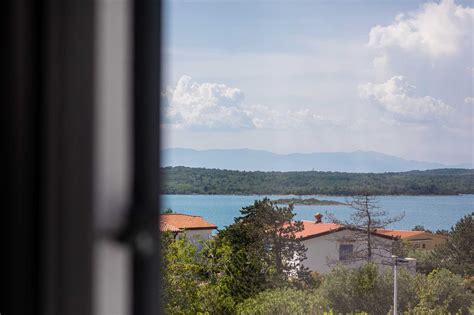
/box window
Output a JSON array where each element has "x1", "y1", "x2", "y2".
[{"x1": 339, "y1": 244, "x2": 354, "y2": 261}]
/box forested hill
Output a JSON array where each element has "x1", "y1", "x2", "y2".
[{"x1": 162, "y1": 167, "x2": 474, "y2": 195}]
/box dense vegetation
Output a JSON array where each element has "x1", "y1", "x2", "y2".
[
  {"x1": 401, "y1": 213, "x2": 474, "y2": 277},
  {"x1": 162, "y1": 166, "x2": 474, "y2": 195},
  {"x1": 161, "y1": 201, "x2": 474, "y2": 314},
  {"x1": 161, "y1": 199, "x2": 313, "y2": 314}
]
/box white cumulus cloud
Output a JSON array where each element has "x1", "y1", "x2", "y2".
[
  {"x1": 465, "y1": 96, "x2": 474, "y2": 104},
  {"x1": 358, "y1": 76, "x2": 452, "y2": 121},
  {"x1": 165, "y1": 75, "x2": 254, "y2": 129},
  {"x1": 165, "y1": 75, "x2": 333, "y2": 130},
  {"x1": 368, "y1": 0, "x2": 474, "y2": 58}
]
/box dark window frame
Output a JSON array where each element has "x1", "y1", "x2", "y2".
[
  {"x1": 339, "y1": 244, "x2": 354, "y2": 261},
  {"x1": 3, "y1": 1, "x2": 163, "y2": 314}
]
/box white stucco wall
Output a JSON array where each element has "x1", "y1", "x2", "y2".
[
  {"x1": 301, "y1": 230, "x2": 394, "y2": 273},
  {"x1": 175, "y1": 229, "x2": 214, "y2": 251}
]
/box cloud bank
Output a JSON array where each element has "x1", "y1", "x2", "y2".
[
  {"x1": 465, "y1": 96, "x2": 474, "y2": 105},
  {"x1": 165, "y1": 75, "x2": 253, "y2": 129},
  {"x1": 359, "y1": 76, "x2": 452, "y2": 121},
  {"x1": 361, "y1": 0, "x2": 472, "y2": 125},
  {"x1": 165, "y1": 75, "x2": 332, "y2": 130},
  {"x1": 368, "y1": 0, "x2": 473, "y2": 58}
]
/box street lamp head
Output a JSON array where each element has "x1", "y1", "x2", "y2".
[{"x1": 395, "y1": 256, "x2": 416, "y2": 264}]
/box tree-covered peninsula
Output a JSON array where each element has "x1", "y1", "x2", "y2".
[{"x1": 162, "y1": 167, "x2": 474, "y2": 196}]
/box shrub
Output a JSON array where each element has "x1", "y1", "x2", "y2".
[
  {"x1": 408, "y1": 269, "x2": 473, "y2": 314},
  {"x1": 236, "y1": 288, "x2": 326, "y2": 315},
  {"x1": 318, "y1": 263, "x2": 417, "y2": 314}
]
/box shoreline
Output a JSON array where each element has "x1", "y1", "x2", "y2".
[{"x1": 161, "y1": 193, "x2": 474, "y2": 197}]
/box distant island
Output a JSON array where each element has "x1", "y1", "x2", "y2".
[
  {"x1": 273, "y1": 198, "x2": 346, "y2": 206},
  {"x1": 162, "y1": 166, "x2": 474, "y2": 196}
]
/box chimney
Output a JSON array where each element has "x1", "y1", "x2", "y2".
[{"x1": 314, "y1": 212, "x2": 323, "y2": 223}]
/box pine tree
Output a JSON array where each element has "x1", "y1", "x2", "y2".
[{"x1": 217, "y1": 198, "x2": 312, "y2": 301}]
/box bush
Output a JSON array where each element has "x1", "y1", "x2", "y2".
[
  {"x1": 236, "y1": 288, "x2": 326, "y2": 315},
  {"x1": 318, "y1": 263, "x2": 417, "y2": 314},
  {"x1": 408, "y1": 269, "x2": 473, "y2": 314}
]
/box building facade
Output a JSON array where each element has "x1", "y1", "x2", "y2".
[
  {"x1": 296, "y1": 220, "x2": 397, "y2": 273},
  {"x1": 160, "y1": 213, "x2": 217, "y2": 245},
  {"x1": 376, "y1": 229, "x2": 449, "y2": 250}
]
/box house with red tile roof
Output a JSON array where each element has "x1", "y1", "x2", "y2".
[
  {"x1": 297, "y1": 214, "x2": 398, "y2": 273},
  {"x1": 376, "y1": 229, "x2": 448, "y2": 250},
  {"x1": 160, "y1": 213, "x2": 217, "y2": 244}
]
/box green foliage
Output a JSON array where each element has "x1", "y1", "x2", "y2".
[
  {"x1": 431, "y1": 212, "x2": 474, "y2": 276},
  {"x1": 162, "y1": 166, "x2": 474, "y2": 195},
  {"x1": 162, "y1": 236, "x2": 203, "y2": 314},
  {"x1": 160, "y1": 205, "x2": 474, "y2": 314},
  {"x1": 161, "y1": 199, "x2": 314, "y2": 313},
  {"x1": 199, "y1": 239, "x2": 237, "y2": 313},
  {"x1": 395, "y1": 213, "x2": 474, "y2": 277},
  {"x1": 235, "y1": 288, "x2": 326, "y2": 315},
  {"x1": 318, "y1": 263, "x2": 417, "y2": 314},
  {"x1": 161, "y1": 235, "x2": 236, "y2": 314},
  {"x1": 408, "y1": 269, "x2": 473, "y2": 314},
  {"x1": 407, "y1": 248, "x2": 438, "y2": 275},
  {"x1": 216, "y1": 198, "x2": 313, "y2": 302},
  {"x1": 163, "y1": 207, "x2": 174, "y2": 214},
  {"x1": 412, "y1": 224, "x2": 428, "y2": 232},
  {"x1": 309, "y1": 271, "x2": 324, "y2": 289},
  {"x1": 316, "y1": 264, "x2": 472, "y2": 315}
]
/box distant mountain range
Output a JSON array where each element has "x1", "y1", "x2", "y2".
[{"x1": 161, "y1": 148, "x2": 472, "y2": 173}]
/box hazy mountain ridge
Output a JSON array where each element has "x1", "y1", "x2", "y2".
[{"x1": 162, "y1": 148, "x2": 470, "y2": 173}]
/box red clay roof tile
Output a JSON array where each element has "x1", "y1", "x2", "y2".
[
  {"x1": 294, "y1": 221, "x2": 395, "y2": 240},
  {"x1": 160, "y1": 213, "x2": 217, "y2": 231},
  {"x1": 294, "y1": 221, "x2": 344, "y2": 239},
  {"x1": 376, "y1": 229, "x2": 427, "y2": 239}
]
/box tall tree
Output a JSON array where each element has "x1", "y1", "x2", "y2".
[
  {"x1": 431, "y1": 212, "x2": 474, "y2": 276},
  {"x1": 329, "y1": 192, "x2": 404, "y2": 263},
  {"x1": 217, "y1": 198, "x2": 311, "y2": 301}
]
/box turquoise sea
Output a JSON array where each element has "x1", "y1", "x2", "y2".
[{"x1": 162, "y1": 194, "x2": 474, "y2": 231}]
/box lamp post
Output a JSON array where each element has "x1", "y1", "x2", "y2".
[{"x1": 392, "y1": 255, "x2": 416, "y2": 315}]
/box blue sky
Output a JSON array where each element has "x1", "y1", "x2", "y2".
[{"x1": 162, "y1": 0, "x2": 473, "y2": 166}]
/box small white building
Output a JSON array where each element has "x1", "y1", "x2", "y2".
[
  {"x1": 296, "y1": 215, "x2": 396, "y2": 273},
  {"x1": 160, "y1": 213, "x2": 217, "y2": 245}
]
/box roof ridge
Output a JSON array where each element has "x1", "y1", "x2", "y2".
[
  {"x1": 379, "y1": 229, "x2": 425, "y2": 232},
  {"x1": 161, "y1": 213, "x2": 203, "y2": 217},
  {"x1": 300, "y1": 221, "x2": 344, "y2": 227}
]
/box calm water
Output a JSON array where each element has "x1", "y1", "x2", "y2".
[{"x1": 162, "y1": 194, "x2": 474, "y2": 232}]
